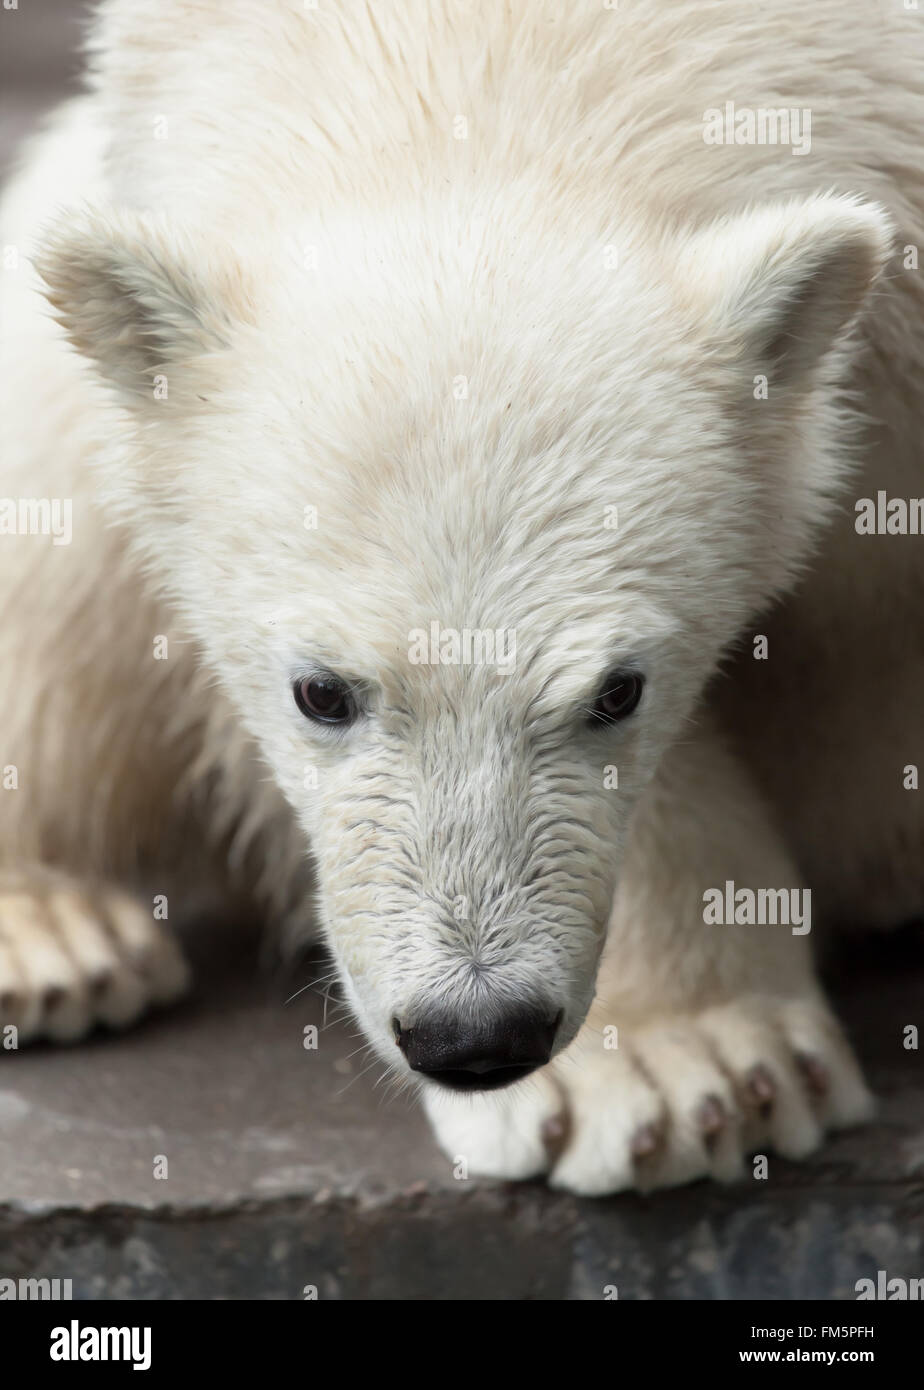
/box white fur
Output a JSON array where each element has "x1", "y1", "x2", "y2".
[{"x1": 0, "y1": 0, "x2": 921, "y2": 1193}]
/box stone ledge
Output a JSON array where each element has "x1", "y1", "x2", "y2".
[{"x1": 1, "y1": 925, "x2": 921, "y2": 1299}]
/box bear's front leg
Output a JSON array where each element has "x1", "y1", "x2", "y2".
[
  {"x1": 0, "y1": 867, "x2": 190, "y2": 1044},
  {"x1": 424, "y1": 716, "x2": 873, "y2": 1195}
]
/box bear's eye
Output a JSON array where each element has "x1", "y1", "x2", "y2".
[
  {"x1": 294, "y1": 675, "x2": 355, "y2": 725},
  {"x1": 589, "y1": 671, "x2": 645, "y2": 726}
]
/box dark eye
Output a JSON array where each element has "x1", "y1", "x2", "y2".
[
  {"x1": 589, "y1": 671, "x2": 645, "y2": 726},
  {"x1": 294, "y1": 675, "x2": 355, "y2": 725}
]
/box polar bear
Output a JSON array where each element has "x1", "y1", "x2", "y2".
[{"x1": 0, "y1": 0, "x2": 921, "y2": 1195}]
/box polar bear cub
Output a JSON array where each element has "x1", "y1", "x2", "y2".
[{"x1": 1, "y1": 0, "x2": 922, "y2": 1194}]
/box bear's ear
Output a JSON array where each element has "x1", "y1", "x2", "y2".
[
  {"x1": 678, "y1": 194, "x2": 893, "y2": 387},
  {"x1": 34, "y1": 205, "x2": 253, "y2": 403}
]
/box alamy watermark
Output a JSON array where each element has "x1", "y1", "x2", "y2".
[
  {"x1": 855, "y1": 1270, "x2": 923, "y2": 1300},
  {"x1": 0, "y1": 497, "x2": 72, "y2": 546},
  {"x1": 703, "y1": 880, "x2": 811, "y2": 935},
  {"x1": 408, "y1": 622, "x2": 516, "y2": 671},
  {"x1": 703, "y1": 102, "x2": 812, "y2": 156},
  {"x1": 0, "y1": 1276, "x2": 73, "y2": 1299},
  {"x1": 855, "y1": 491, "x2": 924, "y2": 535},
  {"x1": 50, "y1": 1320, "x2": 152, "y2": 1371}
]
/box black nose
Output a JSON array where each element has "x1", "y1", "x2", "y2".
[{"x1": 394, "y1": 1008, "x2": 560, "y2": 1091}]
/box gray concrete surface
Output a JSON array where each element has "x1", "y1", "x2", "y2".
[{"x1": 1, "y1": 923, "x2": 922, "y2": 1299}]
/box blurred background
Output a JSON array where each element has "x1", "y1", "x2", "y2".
[{"x1": 1, "y1": 0, "x2": 89, "y2": 175}]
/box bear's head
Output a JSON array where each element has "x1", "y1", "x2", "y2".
[{"x1": 37, "y1": 192, "x2": 890, "y2": 1088}]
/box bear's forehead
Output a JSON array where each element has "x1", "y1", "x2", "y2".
[{"x1": 260, "y1": 534, "x2": 680, "y2": 714}]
